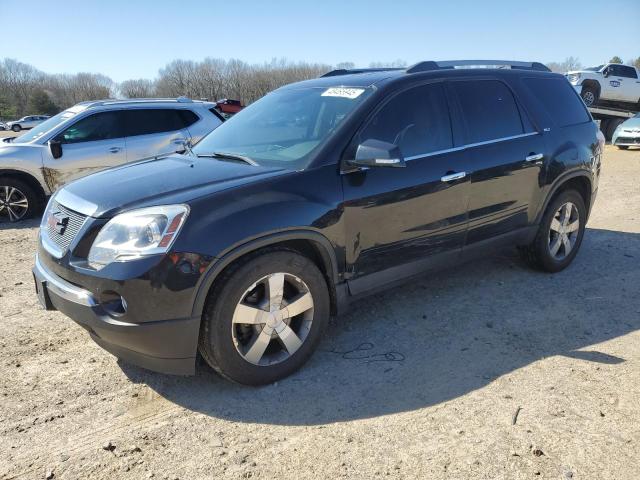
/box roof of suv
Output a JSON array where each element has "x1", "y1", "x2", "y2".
[
  {"x1": 281, "y1": 60, "x2": 555, "y2": 90},
  {"x1": 74, "y1": 97, "x2": 215, "y2": 110}
]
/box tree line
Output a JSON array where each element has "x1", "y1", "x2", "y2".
[{"x1": 1, "y1": 55, "x2": 639, "y2": 120}]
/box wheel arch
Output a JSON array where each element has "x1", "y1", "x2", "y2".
[
  {"x1": 0, "y1": 169, "x2": 48, "y2": 206},
  {"x1": 191, "y1": 229, "x2": 342, "y2": 320},
  {"x1": 537, "y1": 171, "x2": 593, "y2": 224}
]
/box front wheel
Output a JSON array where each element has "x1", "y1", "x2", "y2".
[
  {"x1": 0, "y1": 177, "x2": 39, "y2": 222},
  {"x1": 519, "y1": 190, "x2": 586, "y2": 273},
  {"x1": 198, "y1": 250, "x2": 330, "y2": 385},
  {"x1": 11, "y1": 124, "x2": 21, "y2": 132}
]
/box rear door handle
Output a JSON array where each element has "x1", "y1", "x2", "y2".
[
  {"x1": 525, "y1": 153, "x2": 544, "y2": 162},
  {"x1": 440, "y1": 171, "x2": 466, "y2": 182},
  {"x1": 109, "y1": 147, "x2": 122, "y2": 153},
  {"x1": 171, "y1": 138, "x2": 186, "y2": 145}
]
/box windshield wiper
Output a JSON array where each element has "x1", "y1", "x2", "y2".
[{"x1": 196, "y1": 151, "x2": 258, "y2": 166}]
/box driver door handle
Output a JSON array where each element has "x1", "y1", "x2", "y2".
[
  {"x1": 109, "y1": 147, "x2": 122, "y2": 153},
  {"x1": 441, "y1": 171, "x2": 466, "y2": 182},
  {"x1": 525, "y1": 153, "x2": 544, "y2": 162}
]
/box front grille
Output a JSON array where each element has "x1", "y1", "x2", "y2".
[
  {"x1": 615, "y1": 137, "x2": 640, "y2": 145},
  {"x1": 45, "y1": 201, "x2": 88, "y2": 253}
]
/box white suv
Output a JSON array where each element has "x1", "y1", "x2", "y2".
[
  {"x1": 566, "y1": 63, "x2": 640, "y2": 107},
  {"x1": 0, "y1": 98, "x2": 223, "y2": 222}
]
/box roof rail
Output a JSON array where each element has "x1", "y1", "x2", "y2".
[
  {"x1": 407, "y1": 60, "x2": 551, "y2": 73},
  {"x1": 321, "y1": 67, "x2": 403, "y2": 78},
  {"x1": 98, "y1": 97, "x2": 197, "y2": 106}
]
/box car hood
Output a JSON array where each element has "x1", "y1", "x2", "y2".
[
  {"x1": 56, "y1": 154, "x2": 290, "y2": 218},
  {"x1": 619, "y1": 117, "x2": 640, "y2": 130}
]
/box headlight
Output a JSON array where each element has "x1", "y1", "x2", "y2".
[
  {"x1": 88, "y1": 205, "x2": 189, "y2": 270},
  {"x1": 567, "y1": 73, "x2": 580, "y2": 83}
]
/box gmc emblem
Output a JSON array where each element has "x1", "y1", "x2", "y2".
[{"x1": 48, "y1": 211, "x2": 69, "y2": 235}]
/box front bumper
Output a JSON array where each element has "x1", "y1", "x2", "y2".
[
  {"x1": 612, "y1": 132, "x2": 640, "y2": 146},
  {"x1": 33, "y1": 254, "x2": 201, "y2": 375}
]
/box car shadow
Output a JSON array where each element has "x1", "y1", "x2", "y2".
[
  {"x1": 120, "y1": 227, "x2": 640, "y2": 425},
  {"x1": 0, "y1": 218, "x2": 41, "y2": 230}
]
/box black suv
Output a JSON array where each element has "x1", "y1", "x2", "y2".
[{"x1": 33, "y1": 60, "x2": 603, "y2": 385}]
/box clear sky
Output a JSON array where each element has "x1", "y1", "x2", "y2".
[{"x1": 1, "y1": 0, "x2": 638, "y2": 82}]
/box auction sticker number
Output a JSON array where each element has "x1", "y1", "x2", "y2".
[{"x1": 321, "y1": 87, "x2": 365, "y2": 99}]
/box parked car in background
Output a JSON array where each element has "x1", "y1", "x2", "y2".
[
  {"x1": 566, "y1": 63, "x2": 640, "y2": 107},
  {"x1": 0, "y1": 98, "x2": 223, "y2": 222},
  {"x1": 215, "y1": 98, "x2": 244, "y2": 117},
  {"x1": 0, "y1": 121, "x2": 7, "y2": 130},
  {"x1": 611, "y1": 112, "x2": 640, "y2": 149},
  {"x1": 5, "y1": 115, "x2": 50, "y2": 132},
  {"x1": 32, "y1": 60, "x2": 602, "y2": 385}
]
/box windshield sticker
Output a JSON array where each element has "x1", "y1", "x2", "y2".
[{"x1": 321, "y1": 87, "x2": 365, "y2": 99}]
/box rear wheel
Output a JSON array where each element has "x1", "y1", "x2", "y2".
[
  {"x1": 0, "y1": 177, "x2": 39, "y2": 222},
  {"x1": 519, "y1": 190, "x2": 586, "y2": 273},
  {"x1": 11, "y1": 124, "x2": 21, "y2": 132},
  {"x1": 581, "y1": 86, "x2": 598, "y2": 107},
  {"x1": 198, "y1": 249, "x2": 330, "y2": 385}
]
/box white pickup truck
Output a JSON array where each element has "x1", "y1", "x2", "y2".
[{"x1": 566, "y1": 63, "x2": 640, "y2": 107}]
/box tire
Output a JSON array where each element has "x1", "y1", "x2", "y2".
[
  {"x1": 606, "y1": 118, "x2": 624, "y2": 141},
  {"x1": 11, "y1": 124, "x2": 21, "y2": 132},
  {"x1": 198, "y1": 249, "x2": 330, "y2": 385},
  {"x1": 0, "y1": 177, "x2": 40, "y2": 222},
  {"x1": 617, "y1": 145, "x2": 629, "y2": 150},
  {"x1": 519, "y1": 189, "x2": 586, "y2": 273},
  {"x1": 580, "y1": 86, "x2": 598, "y2": 107}
]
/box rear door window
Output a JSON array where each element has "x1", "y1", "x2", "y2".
[
  {"x1": 176, "y1": 109, "x2": 199, "y2": 128},
  {"x1": 522, "y1": 77, "x2": 590, "y2": 127},
  {"x1": 451, "y1": 80, "x2": 524, "y2": 144},
  {"x1": 125, "y1": 109, "x2": 183, "y2": 137},
  {"x1": 359, "y1": 82, "x2": 453, "y2": 157}
]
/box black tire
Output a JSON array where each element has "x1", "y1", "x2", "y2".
[
  {"x1": 11, "y1": 124, "x2": 21, "y2": 132},
  {"x1": 580, "y1": 86, "x2": 598, "y2": 107},
  {"x1": 519, "y1": 189, "x2": 586, "y2": 273},
  {"x1": 606, "y1": 118, "x2": 625, "y2": 141},
  {"x1": 0, "y1": 176, "x2": 40, "y2": 222},
  {"x1": 617, "y1": 145, "x2": 629, "y2": 150},
  {"x1": 599, "y1": 119, "x2": 611, "y2": 141},
  {"x1": 198, "y1": 249, "x2": 330, "y2": 385}
]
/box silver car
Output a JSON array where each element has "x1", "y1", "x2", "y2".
[
  {"x1": 5, "y1": 115, "x2": 50, "y2": 132},
  {"x1": 611, "y1": 113, "x2": 640, "y2": 150},
  {"x1": 0, "y1": 98, "x2": 223, "y2": 222}
]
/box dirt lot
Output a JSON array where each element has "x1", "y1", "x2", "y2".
[{"x1": 1, "y1": 145, "x2": 639, "y2": 480}]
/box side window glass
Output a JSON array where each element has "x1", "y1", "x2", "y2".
[
  {"x1": 522, "y1": 78, "x2": 590, "y2": 127},
  {"x1": 622, "y1": 66, "x2": 637, "y2": 79},
  {"x1": 176, "y1": 109, "x2": 199, "y2": 128},
  {"x1": 58, "y1": 111, "x2": 123, "y2": 144},
  {"x1": 125, "y1": 109, "x2": 181, "y2": 137},
  {"x1": 451, "y1": 80, "x2": 524, "y2": 143},
  {"x1": 359, "y1": 83, "x2": 453, "y2": 157}
]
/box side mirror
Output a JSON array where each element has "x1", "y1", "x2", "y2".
[
  {"x1": 347, "y1": 139, "x2": 406, "y2": 169},
  {"x1": 603, "y1": 67, "x2": 610, "y2": 78},
  {"x1": 48, "y1": 139, "x2": 62, "y2": 159}
]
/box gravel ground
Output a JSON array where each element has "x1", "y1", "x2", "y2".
[{"x1": 1, "y1": 145, "x2": 639, "y2": 480}]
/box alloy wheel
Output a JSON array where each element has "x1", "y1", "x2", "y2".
[
  {"x1": 582, "y1": 91, "x2": 595, "y2": 106},
  {"x1": 548, "y1": 202, "x2": 580, "y2": 261},
  {"x1": 0, "y1": 185, "x2": 29, "y2": 222},
  {"x1": 231, "y1": 272, "x2": 314, "y2": 366}
]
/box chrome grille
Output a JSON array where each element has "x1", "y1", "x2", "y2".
[{"x1": 45, "y1": 201, "x2": 87, "y2": 253}]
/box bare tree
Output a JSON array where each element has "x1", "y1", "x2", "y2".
[
  {"x1": 546, "y1": 56, "x2": 582, "y2": 73},
  {"x1": 119, "y1": 79, "x2": 156, "y2": 98}
]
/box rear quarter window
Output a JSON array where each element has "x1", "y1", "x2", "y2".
[{"x1": 522, "y1": 77, "x2": 590, "y2": 127}]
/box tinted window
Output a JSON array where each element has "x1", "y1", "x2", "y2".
[
  {"x1": 177, "y1": 109, "x2": 199, "y2": 128},
  {"x1": 452, "y1": 80, "x2": 524, "y2": 143},
  {"x1": 125, "y1": 109, "x2": 183, "y2": 137},
  {"x1": 523, "y1": 77, "x2": 590, "y2": 127},
  {"x1": 359, "y1": 83, "x2": 452, "y2": 157},
  {"x1": 619, "y1": 65, "x2": 637, "y2": 79},
  {"x1": 58, "y1": 111, "x2": 124, "y2": 144}
]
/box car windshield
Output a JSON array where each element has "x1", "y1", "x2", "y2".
[
  {"x1": 584, "y1": 65, "x2": 605, "y2": 71},
  {"x1": 193, "y1": 86, "x2": 373, "y2": 169},
  {"x1": 13, "y1": 110, "x2": 78, "y2": 143}
]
